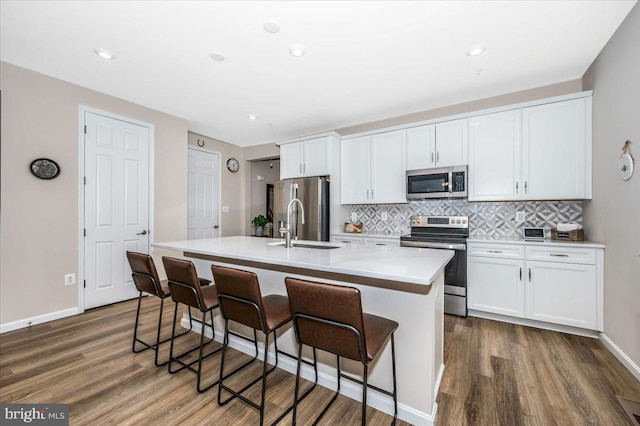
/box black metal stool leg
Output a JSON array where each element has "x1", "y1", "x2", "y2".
[
  {"x1": 391, "y1": 333, "x2": 397, "y2": 425},
  {"x1": 362, "y1": 364, "x2": 368, "y2": 426},
  {"x1": 132, "y1": 291, "x2": 144, "y2": 353},
  {"x1": 292, "y1": 342, "x2": 303, "y2": 426},
  {"x1": 153, "y1": 297, "x2": 165, "y2": 366}
]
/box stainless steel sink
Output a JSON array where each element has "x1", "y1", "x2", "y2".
[{"x1": 267, "y1": 241, "x2": 341, "y2": 249}]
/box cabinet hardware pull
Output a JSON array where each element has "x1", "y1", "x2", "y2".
[
  {"x1": 519, "y1": 267, "x2": 522, "y2": 281},
  {"x1": 487, "y1": 250, "x2": 502, "y2": 253},
  {"x1": 550, "y1": 253, "x2": 569, "y2": 257},
  {"x1": 341, "y1": 241, "x2": 352, "y2": 243},
  {"x1": 529, "y1": 268, "x2": 532, "y2": 281},
  {"x1": 376, "y1": 243, "x2": 386, "y2": 246},
  {"x1": 437, "y1": 152, "x2": 440, "y2": 162},
  {"x1": 299, "y1": 164, "x2": 302, "y2": 173},
  {"x1": 525, "y1": 181, "x2": 528, "y2": 194},
  {"x1": 371, "y1": 189, "x2": 375, "y2": 199},
  {"x1": 366, "y1": 189, "x2": 370, "y2": 199},
  {"x1": 304, "y1": 163, "x2": 306, "y2": 173},
  {"x1": 431, "y1": 152, "x2": 434, "y2": 163},
  {"x1": 516, "y1": 181, "x2": 519, "y2": 193}
]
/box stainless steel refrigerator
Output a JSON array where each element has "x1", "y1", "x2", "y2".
[{"x1": 273, "y1": 176, "x2": 330, "y2": 241}]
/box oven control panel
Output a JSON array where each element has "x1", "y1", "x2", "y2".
[{"x1": 410, "y1": 215, "x2": 469, "y2": 228}]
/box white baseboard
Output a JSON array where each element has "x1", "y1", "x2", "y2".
[
  {"x1": 0, "y1": 307, "x2": 80, "y2": 334},
  {"x1": 599, "y1": 333, "x2": 640, "y2": 382},
  {"x1": 181, "y1": 316, "x2": 437, "y2": 426},
  {"x1": 468, "y1": 310, "x2": 600, "y2": 338}
]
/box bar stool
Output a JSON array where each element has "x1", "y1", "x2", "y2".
[
  {"x1": 285, "y1": 277, "x2": 399, "y2": 426},
  {"x1": 126, "y1": 251, "x2": 210, "y2": 366},
  {"x1": 162, "y1": 256, "x2": 222, "y2": 392},
  {"x1": 212, "y1": 265, "x2": 318, "y2": 426}
]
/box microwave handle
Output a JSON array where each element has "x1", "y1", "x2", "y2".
[{"x1": 448, "y1": 170, "x2": 454, "y2": 193}]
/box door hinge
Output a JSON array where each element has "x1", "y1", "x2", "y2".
[
  {"x1": 84, "y1": 125, "x2": 87, "y2": 134},
  {"x1": 83, "y1": 229, "x2": 86, "y2": 237},
  {"x1": 83, "y1": 280, "x2": 86, "y2": 289}
]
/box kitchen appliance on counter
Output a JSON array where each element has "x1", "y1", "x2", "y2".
[
  {"x1": 274, "y1": 176, "x2": 330, "y2": 242},
  {"x1": 406, "y1": 165, "x2": 467, "y2": 199},
  {"x1": 401, "y1": 215, "x2": 469, "y2": 316}
]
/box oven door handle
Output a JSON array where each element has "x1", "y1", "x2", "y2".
[{"x1": 401, "y1": 241, "x2": 466, "y2": 251}]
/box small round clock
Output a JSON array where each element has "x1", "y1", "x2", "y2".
[
  {"x1": 226, "y1": 157, "x2": 239, "y2": 173},
  {"x1": 30, "y1": 158, "x2": 61, "y2": 180}
]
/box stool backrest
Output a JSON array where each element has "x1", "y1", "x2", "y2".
[
  {"x1": 126, "y1": 251, "x2": 165, "y2": 297},
  {"x1": 162, "y1": 257, "x2": 204, "y2": 310},
  {"x1": 212, "y1": 265, "x2": 266, "y2": 332},
  {"x1": 285, "y1": 277, "x2": 366, "y2": 362}
]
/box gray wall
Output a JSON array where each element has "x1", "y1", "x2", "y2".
[{"x1": 582, "y1": 3, "x2": 640, "y2": 369}]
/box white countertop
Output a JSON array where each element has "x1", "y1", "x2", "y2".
[
  {"x1": 152, "y1": 236, "x2": 453, "y2": 286},
  {"x1": 467, "y1": 237, "x2": 605, "y2": 249}
]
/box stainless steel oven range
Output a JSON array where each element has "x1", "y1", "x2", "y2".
[{"x1": 400, "y1": 215, "x2": 469, "y2": 317}]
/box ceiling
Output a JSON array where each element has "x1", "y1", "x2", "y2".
[{"x1": 1, "y1": 1, "x2": 636, "y2": 147}]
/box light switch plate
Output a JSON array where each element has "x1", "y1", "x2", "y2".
[
  {"x1": 65, "y1": 273, "x2": 76, "y2": 286},
  {"x1": 516, "y1": 211, "x2": 525, "y2": 222},
  {"x1": 381, "y1": 212, "x2": 388, "y2": 221}
]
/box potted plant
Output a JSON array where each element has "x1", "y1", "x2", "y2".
[{"x1": 252, "y1": 214, "x2": 268, "y2": 237}]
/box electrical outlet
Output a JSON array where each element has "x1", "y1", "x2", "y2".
[
  {"x1": 516, "y1": 211, "x2": 525, "y2": 222},
  {"x1": 350, "y1": 212, "x2": 357, "y2": 222},
  {"x1": 381, "y1": 212, "x2": 388, "y2": 221},
  {"x1": 64, "y1": 273, "x2": 76, "y2": 286},
  {"x1": 222, "y1": 206, "x2": 230, "y2": 213}
]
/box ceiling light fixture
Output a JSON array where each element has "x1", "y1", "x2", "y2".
[
  {"x1": 263, "y1": 20, "x2": 280, "y2": 34},
  {"x1": 210, "y1": 51, "x2": 226, "y2": 61},
  {"x1": 289, "y1": 44, "x2": 306, "y2": 57},
  {"x1": 248, "y1": 115, "x2": 257, "y2": 120},
  {"x1": 94, "y1": 48, "x2": 115, "y2": 60},
  {"x1": 466, "y1": 45, "x2": 486, "y2": 57}
]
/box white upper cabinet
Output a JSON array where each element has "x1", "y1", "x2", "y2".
[
  {"x1": 341, "y1": 130, "x2": 406, "y2": 204},
  {"x1": 522, "y1": 98, "x2": 589, "y2": 200},
  {"x1": 406, "y1": 120, "x2": 468, "y2": 170},
  {"x1": 469, "y1": 97, "x2": 591, "y2": 201},
  {"x1": 406, "y1": 125, "x2": 436, "y2": 170},
  {"x1": 279, "y1": 134, "x2": 338, "y2": 179},
  {"x1": 435, "y1": 119, "x2": 469, "y2": 167},
  {"x1": 469, "y1": 110, "x2": 522, "y2": 201}
]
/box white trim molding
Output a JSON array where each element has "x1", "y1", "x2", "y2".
[
  {"x1": 0, "y1": 308, "x2": 79, "y2": 334},
  {"x1": 468, "y1": 310, "x2": 600, "y2": 338},
  {"x1": 599, "y1": 333, "x2": 640, "y2": 382}
]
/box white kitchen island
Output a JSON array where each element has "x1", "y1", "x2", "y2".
[{"x1": 152, "y1": 236, "x2": 453, "y2": 425}]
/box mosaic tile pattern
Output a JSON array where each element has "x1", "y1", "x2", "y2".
[{"x1": 347, "y1": 200, "x2": 582, "y2": 237}]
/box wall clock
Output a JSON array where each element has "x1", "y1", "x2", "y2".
[
  {"x1": 30, "y1": 158, "x2": 61, "y2": 180},
  {"x1": 226, "y1": 157, "x2": 239, "y2": 173}
]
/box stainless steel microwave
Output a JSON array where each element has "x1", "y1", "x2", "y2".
[{"x1": 406, "y1": 165, "x2": 468, "y2": 199}]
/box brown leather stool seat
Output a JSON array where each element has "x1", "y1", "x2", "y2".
[
  {"x1": 126, "y1": 251, "x2": 211, "y2": 366},
  {"x1": 285, "y1": 277, "x2": 399, "y2": 426},
  {"x1": 162, "y1": 256, "x2": 222, "y2": 393},
  {"x1": 212, "y1": 265, "x2": 318, "y2": 426}
]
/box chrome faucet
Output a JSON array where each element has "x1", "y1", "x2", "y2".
[{"x1": 280, "y1": 198, "x2": 305, "y2": 248}]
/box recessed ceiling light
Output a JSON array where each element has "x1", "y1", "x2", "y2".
[
  {"x1": 248, "y1": 115, "x2": 257, "y2": 120},
  {"x1": 94, "y1": 48, "x2": 115, "y2": 60},
  {"x1": 289, "y1": 44, "x2": 306, "y2": 57},
  {"x1": 210, "y1": 51, "x2": 226, "y2": 61},
  {"x1": 263, "y1": 20, "x2": 280, "y2": 34},
  {"x1": 466, "y1": 45, "x2": 486, "y2": 57}
]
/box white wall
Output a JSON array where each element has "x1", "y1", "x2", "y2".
[{"x1": 582, "y1": 3, "x2": 640, "y2": 370}]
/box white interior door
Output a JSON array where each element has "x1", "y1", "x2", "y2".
[
  {"x1": 84, "y1": 112, "x2": 150, "y2": 309},
  {"x1": 188, "y1": 148, "x2": 221, "y2": 239}
]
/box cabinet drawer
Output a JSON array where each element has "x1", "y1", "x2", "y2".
[
  {"x1": 363, "y1": 236, "x2": 400, "y2": 246},
  {"x1": 331, "y1": 235, "x2": 363, "y2": 244},
  {"x1": 467, "y1": 243, "x2": 524, "y2": 259},
  {"x1": 525, "y1": 246, "x2": 596, "y2": 265}
]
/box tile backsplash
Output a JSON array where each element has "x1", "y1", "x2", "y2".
[{"x1": 346, "y1": 200, "x2": 582, "y2": 238}]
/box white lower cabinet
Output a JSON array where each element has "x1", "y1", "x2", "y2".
[
  {"x1": 331, "y1": 234, "x2": 400, "y2": 246},
  {"x1": 468, "y1": 242, "x2": 603, "y2": 331}
]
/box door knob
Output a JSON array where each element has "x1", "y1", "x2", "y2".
[
  {"x1": 213, "y1": 225, "x2": 219, "y2": 229},
  {"x1": 137, "y1": 230, "x2": 148, "y2": 235}
]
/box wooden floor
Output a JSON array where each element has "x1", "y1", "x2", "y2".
[{"x1": 1, "y1": 298, "x2": 639, "y2": 425}]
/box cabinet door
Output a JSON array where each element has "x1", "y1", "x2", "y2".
[
  {"x1": 370, "y1": 130, "x2": 407, "y2": 203},
  {"x1": 468, "y1": 110, "x2": 521, "y2": 201},
  {"x1": 280, "y1": 142, "x2": 303, "y2": 179},
  {"x1": 340, "y1": 136, "x2": 370, "y2": 204},
  {"x1": 525, "y1": 261, "x2": 597, "y2": 329},
  {"x1": 304, "y1": 137, "x2": 330, "y2": 177},
  {"x1": 435, "y1": 119, "x2": 468, "y2": 167},
  {"x1": 522, "y1": 98, "x2": 587, "y2": 200},
  {"x1": 331, "y1": 234, "x2": 364, "y2": 244},
  {"x1": 467, "y1": 256, "x2": 525, "y2": 317},
  {"x1": 363, "y1": 236, "x2": 400, "y2": 246},
  {"x1": 406, "y1": 125, "x2": 435, "y2": 170}
]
